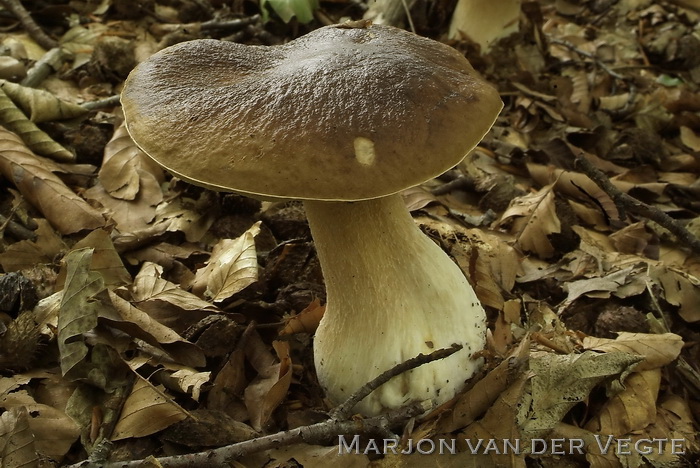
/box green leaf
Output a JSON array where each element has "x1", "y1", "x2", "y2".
[
  {"x1": 58, "y1": 248, "x2": 102, "y2": 380},
  {"x1": 260, "y1": 0, "x2": 319, "y2": 23}
]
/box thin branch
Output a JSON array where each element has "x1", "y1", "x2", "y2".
[
  {"x1": 21, "y1": 47, "x2": 71, "y2": 88},
  {"x1": 0, "y1": 0, "x2": 57, "y2": 50},
  {"x1": 65, "y1": 344, "x2": 462, "y2": 467},
  {"x1": 330, "y1": 343, "x2": 463, "y2": 420},
  {"x1": 549, "y1": 37, "x2": 627, "y2": 81},
  {"x1": 575, "y1": 155, "x2": 700, "y2": 255},
  {"x1": 67, "y1": 401, "x2": 430, "y2": 468},
  {"x1": 0, "y1": 213, "x2": 36, "y2": 241},
  {"x1": 81, "y1": 95, "x2": 122, "y2": 111},
  {"x1": 430, "y1": 175, "x2": 475, "y2": 196}
]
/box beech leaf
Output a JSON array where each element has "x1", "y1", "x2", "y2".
[
  {"x1": 0, "y1": 79, "x2": 87, "y2": 123},
  {"x1": 582, "y1": 332, "x2": 683, "y2": 370},
  {"x1": 0, "y1": 127, "x2": 104, "y2": 234},
  {"x1": 57, "y1": 248, "x2": 102, "y2": 380},
  {"x1": 0, "y1": 406, "x2": 39, "y2": 468},
  {"x1": 98, "y1": 122, "x2": 164, "y2": 201},
  {"x1": 0, "y1": 90, "x2": 73, "y2": 162},
  {"x1": 111, "y1": 376, "x2": 189, "y2": 440},
  {"x1": 193, "y1": 221, "x2": 261, "y2": 302},
  {"x1": 519, "y1": 350, "x2": 643, "y2": 439},
  {"x1": 500, "y1": 184, "x2": 561, "y2": 258}
]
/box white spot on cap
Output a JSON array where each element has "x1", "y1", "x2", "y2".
[{"x1": 353, "y1": 137, "x2": 375, "y2": 166}]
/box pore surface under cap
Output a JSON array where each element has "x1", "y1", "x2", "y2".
[{"x1": 121, "y1": 23, "x2": 502, "y2": 201}]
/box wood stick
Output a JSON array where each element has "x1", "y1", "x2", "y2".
[
  {"x1": 575, "y1": 155, "x2": 700, "y2": 255},
  {"x1": 0, "y1": 0, "x2": 58, "y2": 50}
]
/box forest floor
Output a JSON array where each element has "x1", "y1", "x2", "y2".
[{"x1": 0, "y1": 0, "x2": 699, "y2": 467}]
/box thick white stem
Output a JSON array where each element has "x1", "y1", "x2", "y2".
[{"x1": 303, "y1": 194, "x2": 486, "y2": 415}]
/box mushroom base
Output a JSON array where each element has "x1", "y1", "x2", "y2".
[{"x1": 304, "y1": 194, "x2": 486, "y2": 416}]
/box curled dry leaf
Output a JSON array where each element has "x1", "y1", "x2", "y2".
[
  {"x1": 66, "y1": 229, "x2": 131, "y2": 287},
  {"x1": 192, "y1": 221, "x2": 261, "y2": 302},
  {"x1": 130, "y1": 262, "x2": 219, "y2": 333},
  {"x1": 649, "y1": 265, "x2": 700, "y2": 323},
  {"x1": 154, "y1": 194, "x2": 217, "y2": 243},
  {"x1": 437, "y1": 336, "x2": 529, "y2": 434},
  {"x1": 0, "y1": 90, "x2": 73, "y2": 162},
  {"x1": 85, "y1": 174, "x2": 163, "y2": 235},
  {"x1": 98, "y1": 122, "x2": 164, "y2": 201},
  {"x1": 244, "y1": 333, "x2": 292, "y2": 431},
  {"x1": 582, "y1": 332, "x2": 684, "y2": 371},
  {"x1": 0, "y1": 127, "x2": 104, "y2": 234},
  {"x1": 562, "y1": 265, "x2": 638, "y2": 305},
  {"x1": 101, "y1": 290, "x2": 206, "y2": 368},
  {"x1": 458, "y1": 373, "x2": 528, "y2": 467},
  {"x1": 584, "y1": 369, "x2": 660, "y2": 436},
  {"x1": 0, "y1": 79, "x2": 87, "y2": 123},
  {"x1": 280, "y1": 298, "x2": 325, "y2": 335},
  {"x1": 499, "y1": 184, "x2": 561, "y2": 258},
  {"x1": 111, "y1": 375, "x2": 189, "y2": 440},
  {"x1": 527, "y1": 162, "x2": 620, "y2": 222},
  {"x1": 169, "y1": 369, "x2": 211, "y2": 402}
]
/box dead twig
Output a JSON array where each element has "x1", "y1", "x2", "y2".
[
  {"x1": 0, "y1": 212, "x2": 36, "y2": 241},
  {"x1": 81, "y1": 95, "x2": 122, "y2": 111},
  {"x1": 21, "y1": 47, "x2": 71, "y2": 88},
  {"x1": 575, "y1": 155, "x2": 700, "y2": 255},
  {"x1": 66, "y1": 345, "x2": 461, "y2": 467},
  {"x1": 549, "y1": 37, "x2": 627, "y2": 82},
  {"x1": 330, "y1": 343, "x2": 463, "y2": 420},
  {"x1": 0, "y1": 0, "x2": 57, "y2": 50},
  {"x1": 68, "y1": 401, "x2": 430, "y2": 468},
  {"x1": 430, "y1": 175, "x2": 475, "y2": 196}
]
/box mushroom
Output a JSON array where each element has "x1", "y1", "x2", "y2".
[{"x1": 121, "y1": 22, "x2": 503, "y2": 415}]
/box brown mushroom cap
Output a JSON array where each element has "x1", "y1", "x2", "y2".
[{"x1": 121, "y1": 23, "x2": 502, "y2": 201}]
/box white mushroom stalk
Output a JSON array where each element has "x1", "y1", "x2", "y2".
[{"x1": 304, "y1": 194, "x2": 486, "y2": 415}]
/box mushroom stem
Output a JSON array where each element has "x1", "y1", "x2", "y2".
[{"x1": 303, "y1": 194, "x2": 486, "y2": 415}]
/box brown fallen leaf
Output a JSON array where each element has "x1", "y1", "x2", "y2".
[
  {"x1": 499, "y1": 184, "x2": 561, "y2": 258},
  {"x1": 207, "y1": 348, "x2": 248, "y2": 420},
  {"x1": 436, "y1": 336, "x2": 529, "y2": 434},
  {"x1": 582, "y1": 332, "x2": 684, "y2": 371},
  {"x1": 129, "y1": 262, "x2": 219, "y2": 333},
  {"x1": 649, "y1": 264, "x2": 700, "y2": 323},
  {"x1": 111, "y1": 375, "x2": 189, "y2": 440},
  {"x1": 457, "y1": 373, "x2": 528, "y2": 467},
  {"x1": 101, "y1": 290, "x2": 206, "y2": 368},
  {"x1": 0, "y1": 406, "x2": 39, "y2": 467},
  {"x1": 192, "y1": 221, "x2": 261, "y2": 302},
  {"x1": 66, "y1": 229, "x2": 131, "y2": 287},
  {"x1": 0, "y1": 126, "x2": 104, "y2": 234},
  {"x1": 280, "y1": 298, "x2": 325, "y2": 335},
  {"x1": 0, "y1": 79, "x2": 87, "y2": 123},
  {"x1": 585, "y1": 369, "x2": 660, "y2": 436},
  {"x1": 1, "y1": 389, "x2": 81, "y2": 462},
  {"x1": 0, "y1": 89, "x2": 74, "y2": 162},
  {"x1": 244, "y1": 334, "x2": 292, "y2": 431},
  {"x1": 98, "y1": 122, "x2": 164, "y2": 201}
]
